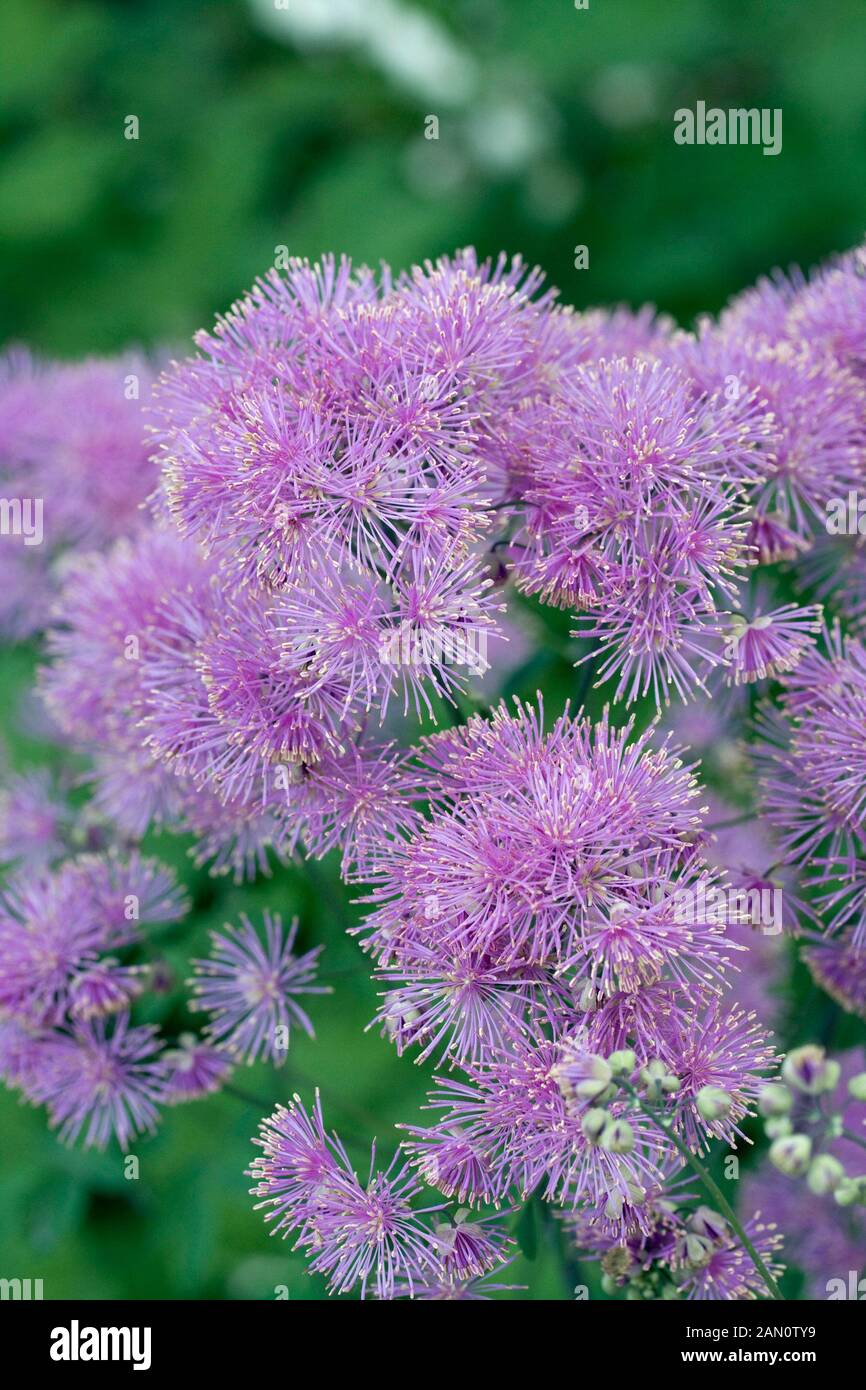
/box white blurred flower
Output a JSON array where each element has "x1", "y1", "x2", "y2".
[{"x1": 252, "y1": 0, "x2": 477, "y2": 105}]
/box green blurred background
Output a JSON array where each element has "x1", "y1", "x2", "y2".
[{"x1": 1, "y1": 0, "x2": 865, "y2": 1300}]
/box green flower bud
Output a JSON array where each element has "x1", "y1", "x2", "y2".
[
  {"x1": 581, "y1": 1107, "x2": 609, "y2": 1143},
  {"x1": 640, "y1": 1058, "x2": 679, "y2": 1100},
  {"x1": 696, "y1": 1086, "x2": 733, "y2": 1121},
  {"x1": 575, "y1": 1055, "x2": 613, "y2": 1100},
  {"x1": 807, "y1": 1154, "x2": 845, "y2": 1196},
  {"x1": 688, "y1": 1206, "x2": 728, "y2": 1242},
  {"x1": 600, "y1": 1118, "x2": 635, "y2": 1154},
  {"x1": 769, "y1": 1133, "x2": 812, "y2": 1176},
  {"x1": 601, "y1": 1273, "x2": 618, "y2": 1296},
  {"x1": 782, "y1": 1045, "x2": 839, "y2": 1096},
  {"x1": 640, "y1": 1059, "x2": 667, "y2": 1083},
  {"x1": 833, "y1": 1178, "x2": 860, "y2": 1208},
  {"x1": 608, "y1": 1049, "x2": 636, "y2": 1077},
  {"x1": 764, "y1": 1116, "x2": 793, "y2": 1140},
  {"x1": 848, "y1": 1072, "x2": 866, "y2": 1102},
  {"x1": 758, "y1": 1083, "x2": 793, "y2": 1117},
  {"x1": 684, "y1": 1233, "x2": 715, "y2": 1268}
]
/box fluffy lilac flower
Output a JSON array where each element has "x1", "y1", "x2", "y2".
[
  {"x1": 575, "y1": 303, "x2": 676, "y2": 363},
  {"x1": 299, "y1": 742, "x2": 426, "y2": 881},
  {"x1": 151, "y1": 251, "x2": 544, "y2": 583},
  {"x1": 249, "y1": 1091, "x2": 342, "y2": 1236},
  {"x1": 40, "y1": 527, "x2": 215, "y2": 747},
  {"x1": 249, "y1": 1092, "x2": 443, "y2": 1298},
  {"x1": 144, "y1": 581, "x2": 353, "y2": 802},
  {"x1": 385, "y1": 1264, "x2": 525, "y2": 1301},
  {"x1": 0, "y1": 350, "x2": 157, "y2": 637},
  {"x1": 162, "y1": 1034, "x2": 234, "y2": 1102},
  {"x1": 31, "y1": 1013, "x2": 165, "y2": 1149},
  {"x1": 654, "y1": 1003, "x2": 777, "y2": 1152},
  {"x1": 429, "y1": 1208, "x2": 515, "y2": 1280},
  {"x1": 146, "y1": 259, "x2": 532, "y2": 730},
  {"x1": 189, "y1": 912, "x2": 329, "y2": 1065},
  {"x1": 0, "y1": 768, "x2": 71, "y2": 869},
  {"x1": 788, "y1": 244, "x2": 866, "y2": 378},
  {"x1": 183, "y1": 781, "x2": 299, "y2": 882},
  {"x1": 718, "y1": 266, "x2": 805, "y2": 345},
  {"x1": 674, "y1": 1211, "x2": 784, "y2": 1300},
  {"x1": 754, "y1": 627, "x2": 866, "y2": 942},
  {"x1": 723, "y1": 602, "x2": 822, "y2": 685},
  {"x1": 678, "y1": 327, "x2": 866, "y2": 558},
  {"x1": 362, "y1": 700, "x2": 704, "y2": 974},
  {"x1": 68, "y1": 851, "x2": 189, "y2": 945},
  {"x1": 401, "y1": 1031, "x2": 674, "y2": 1220},
  {"x1": 802, "y1": 931, "x2": 866, "y2": 1019},
  {"x1": 372, "y1": 945, "x2": 565, "y2": 1070},
  {"x1": 68, "y1": 960, "x2": 150, "y2": 1020},
  {"x1": 299, "y1": 1150, "x2": 442, "y2": 1300},
  {"x1": 563, "y1": 1186, "x2": 683, "y2": 1282},
  {"x1": 0, "y1": 871, "x2": 107, "y2": 1025},
  {"x1": 507, "y1": 354, "x2": 771, "y2": 705},
  {"x1": 0, "y1": 850, "x2": 187, "y2": 1033}
]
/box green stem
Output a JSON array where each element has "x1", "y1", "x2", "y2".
[
  {"x1": 620, "y1": 1082, "x2": 784, "y2": 1301},
  {"x1": 841, "y1": 1127, "x2": 866, "y2": 1153}
]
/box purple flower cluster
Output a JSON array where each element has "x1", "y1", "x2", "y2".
[
  {"x1": 249, "y1": 1091, "x2": 516, "y2": 1299},
  {"x1": 0, "y1": 824, "x2": 328, "y2": 1143},
  {"x1": 10, "y1": 240, "x2": 866, "y2": 1298},
  {"x1": 0, "y1": 350, "x2": 157, "y2": 638},
  {"x1": 0, "y1": 851, "x2": 186, "y2": 1147},
  {"x1": 565, "y1": 1197, "x2": 784, "y2": 1301},
  {"x1": 350, "y1": 701, "x2": 777, "y2": 1244},
  {"x1": 753, "y1": 625, "x2": 866, "y2": 1012},
  {"x1": 189, "y1": 912, "x2": 329, "y2": 1066}
]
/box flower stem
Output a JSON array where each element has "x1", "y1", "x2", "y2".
[{"x1": 620, "y1": 1082, "x2": 784, "y2": 1301}]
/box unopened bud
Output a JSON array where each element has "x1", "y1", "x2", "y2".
[
  {"x1": 600, "y1": 1118, "x2": 635, "y2": 1154},
  {"x1": 765, "y1": 1116, "x2": 793, "y2": 1140},
  {"x1": 640, "y1": 1059, "x2": 667, "y2": 1086},
  {"x1": 833, "y1": 1179, "x2": 860, "y2": 1208},
  {"x1": 575, "y1": 1055, "x2": 613, "y2": 1101},
  {"x1": 696, "y1": 1086, "x2": 733, "y2": 1122},
  {"x1": 640, "y1": 1058, "x2": 678, "y2": 1101},
  {"x1": 782, "y1": 1045, "x2": 840, "y2": 1096},
  {"x1": 581, "y1": 1107, "x2": 609, "y2": 1143},
  {"x1": 807, "y1": 1154, "x2": 845, "y2": 1196},
  {"x1": 608, "y1": 1049, "x2": 636, "y2": 1076},
  {"x1": 847, "y1": 1072, "x2": 866, "y2": 1102},
  {"x1": 769, "y1": 1133, "x2": 812, "y2": 1176},
  {"x1": 683, "y1": 1233, "x2": 715, "y2": 1268},
  {"x1": 688, "y1": 1206, "x2": 728, "y2": 1242},
  {"x1": 758, "y1": 1083, "x2": 793, "y2": 1117}
]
